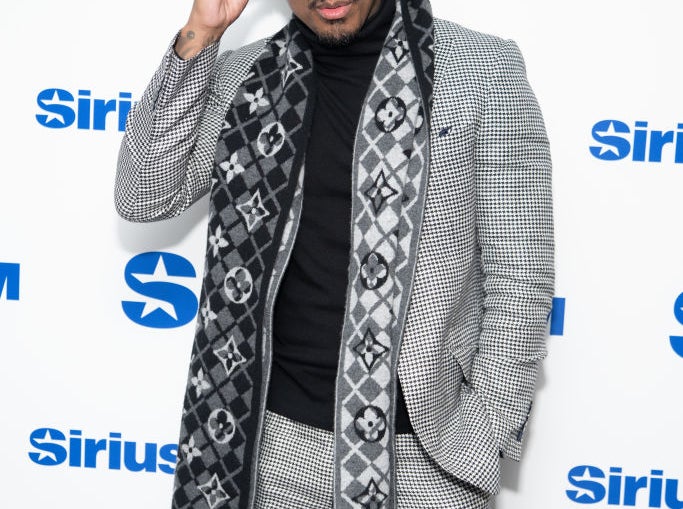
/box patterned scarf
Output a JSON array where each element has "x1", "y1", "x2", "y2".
[{"x1": 173, "y1": 1, "x2": 433, "y2": 507}]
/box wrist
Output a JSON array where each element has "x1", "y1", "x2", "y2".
[{"x1": 174, "y1": 24, "x2": 223, "y2": 60}]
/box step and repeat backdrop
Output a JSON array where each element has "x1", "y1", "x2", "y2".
[{"x1": 1, "y1": 0, "x2": 682, "y2": 507}]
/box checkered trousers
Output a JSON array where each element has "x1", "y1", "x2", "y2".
[{"x1": 256, "y1": 411, "x2": 491, "y2": 509}]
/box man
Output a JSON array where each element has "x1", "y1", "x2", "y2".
[{"x1": 115, "y1": 0, "x2": 554, "y2": 508}]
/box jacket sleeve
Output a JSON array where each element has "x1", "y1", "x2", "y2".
[
  {"x1": 471, "y1": 39, "x2": 554, "y2": 461},
  {"x1": 114, "y1": 36, "x2": 229, "y2": 222}
]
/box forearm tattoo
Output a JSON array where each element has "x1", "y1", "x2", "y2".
[{"x1": 175, "y1": 29, "x2": 216, "y2": 59}]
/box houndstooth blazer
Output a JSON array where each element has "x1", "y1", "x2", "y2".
[{"x1": 116, "y1": 18, "x2": 554, "y2": 498}]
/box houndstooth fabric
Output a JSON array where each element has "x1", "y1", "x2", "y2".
[
  {"x1": 256, "y1": 411, "x2": 491, "y2": 509},
  {"x1": 394, "y1": 21, "x2": 554, "y2": 496},
  {"x1": 115, "y1": 37, "x2": 266, "y2": 222},
  {"x1": 115, "y1": 3, "x2": 554, "y2": 505}
]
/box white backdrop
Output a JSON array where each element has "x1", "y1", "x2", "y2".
[{"x1": 1, "y1": 1, "x2": 682, "y2": 508}]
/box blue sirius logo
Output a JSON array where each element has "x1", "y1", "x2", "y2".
[
  {"x1": 590, "y1": 120, "x2": 683, "y2": 164},
  {"x1": 28, "y1": 427, "x2": 177, "y2": 474},
  {"x1": 0, "y1": 263, "x2": 20, "y2": 301},
  {"x1": 122, "y1": 252, "x2": 199, "y2": 329},
  {"x1": 566, "y1": 465, "x2": 683, "y2": 508},
  {"x1": 669, "y1": 292, "x2": 683, "y2": 358},
  {"x1": 550, "y1": 297, "x2": 566, "y2": 336},
  {"x1": 35, "y1": 88, "x2": 133, "y2": 131}
]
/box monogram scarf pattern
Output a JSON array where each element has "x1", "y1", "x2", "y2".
[
  {"x1": 333, "y1": 1, "x2": 434, "y2": 506},
  {"x1": 172, "y1": 2, "x2": 433, "y2": 508}
]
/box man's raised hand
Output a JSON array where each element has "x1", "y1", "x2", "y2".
[{"x1": 175, "y1": 0, "x2": 250, "y2": 60}]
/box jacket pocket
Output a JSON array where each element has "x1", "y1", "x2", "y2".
[
  {"x1": 447, "y1": 343, "x2": 478, "y2": 385},
  {"x1": 426, "y1": 380, "x2": 501, "y2": 496}
]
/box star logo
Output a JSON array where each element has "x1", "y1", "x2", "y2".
[
  {"x1": 566, "y1": 466, "x2": 602, "y2": 503},
  {"x1": 213, "y1": 336, "x2": 247, "y2": 378},
  {"x1": 589, "y1": 119, "x2": 630, "y2": 160},
  {"x1": 36, "y1": 89, "x2": 70, "y2": 126},
  {"x1": 593, "y1": 121, "x2": 622, "y2": 157},
  {"x1": 671, "y1": 335, "x2": 683, "y2": 358},
  {"x1": 352, "y1": 478, "x2": 388, "y2": 508},
  {"x1": 353, "y1": 328, "x2": 389, "y2": 371},
  {"x1": 388, "y1": 37, "x2": 408, "y2": 64},
  {"x1": 129, "y1": 255, "x2": 194, "y2": 320},
  {"x1": 0, "y1": 262, "x2": 20, "y2": 301},
  {"x1": 364, "y1": 169, "x2": 399, "y2": 214},
  {"x1": 198, "y1": 473, "x2": 231, "y2": 509},
  {"x1": 122, "y1": 252, "x2": 199, "y2": 329},
  {"x1": 237, "y1": 190, "x2": 270, "y2": 231},
  {"x1": 29, "y1": 428, "x2": 65, "y2": 465},
  {"x1": 282, "y1": 50, "x2": 303, "y2": 87}
]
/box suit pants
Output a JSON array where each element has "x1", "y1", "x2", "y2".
[{"x1": 255, "y1": 411, "x2": 491, "y2": 509}]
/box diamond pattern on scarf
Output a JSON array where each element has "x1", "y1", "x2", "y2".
[
  {"x1": 173, "y1": 25, "x2": 315, "y2": 509},
  {"x1": 172, "y1": 2, "x2": 433, "y2": 507},
  {"x1": 335, "y1": 1, "x2": 433, "y2": 508}
]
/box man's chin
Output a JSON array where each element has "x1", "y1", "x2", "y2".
[{"x1": 315, "y1": 26, "x2": 360, "y2": 47}]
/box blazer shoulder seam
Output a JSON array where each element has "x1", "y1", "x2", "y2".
[{"x1": 434, "y1": 18, "x2": 508, "y2": 51}]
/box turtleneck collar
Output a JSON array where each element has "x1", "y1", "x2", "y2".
[{"x1": 293, "y1": 0, "x2": 396, "y2": 58}]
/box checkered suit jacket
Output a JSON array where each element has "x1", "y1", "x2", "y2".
[{"x1": 116, "y1": 18, "x2": 554, "y2": 498}]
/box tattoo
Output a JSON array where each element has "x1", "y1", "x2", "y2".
[{"x1": 175, "y1": 29, "x2": 217, "y2": 60}]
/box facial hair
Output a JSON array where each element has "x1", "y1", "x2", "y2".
[{"x1": 307, "y1": 0, "x2": 375, "y2": 48}]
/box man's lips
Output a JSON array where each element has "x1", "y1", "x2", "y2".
[{"x1": 316, "y1": 2, "x2": 353, "y2": 20}]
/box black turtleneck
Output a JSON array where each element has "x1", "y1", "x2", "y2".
[{"x1": 267, "y1": 0, "x2": 414, "y2": 434}]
